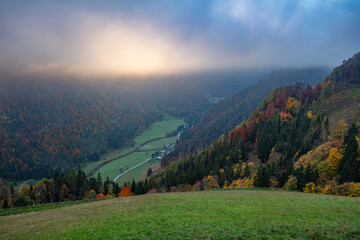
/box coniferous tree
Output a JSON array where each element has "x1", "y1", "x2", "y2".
[
  {"x1": 135, "y1": 181, "x2": 144, "y2": 195},
  {"x1": 10, "y1": 184, "x2": 15, "y2": 197},
  {"x1": 112, "y1": 182, "x2": 120, "y2": 196},
  {"x1": 103, "y1": 177, "x2": 110, "y2": 195},
  {"x1": 131, "y1": 179, "x2": 136, "y2": 193},
  {"x1": 76, "y1": 170, "x2": 87, "y2": 200},
  {"x1": 3, "y1": 198, "x2": 9, "y2": 209},
  {"x1": 143, "y1": 180, "x2": 149, "y2": 194},
  {"x1": 338, "y1": 125, "x2": 359, "y2": 183},
  {"x1": 255, "y1": 164, "x2": 270, "y2": 187},
  {"x1": 244, "y1": 163, "x2": 251, "y2": 178},
  {"x1": 147, "y1": 167, "x2": 153, "y2": 177},
  {"x1": 96, "y1": 173, "x2": 102, "y2": 194},
  {"x1": 53, "y1": 171, "x2": 63, "y2": 202}
]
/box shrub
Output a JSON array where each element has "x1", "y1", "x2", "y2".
[
  {"x1": 283, "y1": 176, "x2": 298, "y2": 191},
  {"x1": 13, "y1": 193, "x2": 33, "y2": 207}
]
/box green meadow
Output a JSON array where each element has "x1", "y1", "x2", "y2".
[
  {"x1": 93, "y1": 151, "x2": 156, "y2": 182},
  {"x1": 1, "y1": 189, "x2": 359, "y2": 239},
  {"x1": 133, "y1": 113, "x2": 185, "y2": 144},
  {"x1": 138, "y1": 135, "x2": 178, "y2": 151},
  {"x1": 346, "y1": 87, "x2": 360, "y2": 96},
  {"x1": 83, "y1": 114, "x2": 185, "y2": 183},
  {"x1": 113, "y1": 158, "x2": 161, "y2": 185}
]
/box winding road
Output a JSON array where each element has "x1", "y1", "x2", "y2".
[
  {"x1": 86, "y1": 136, "x2": 170, "y2": 177},
  {"x1": 113, "y1": 157, "x2": 152, "y2": 182}
]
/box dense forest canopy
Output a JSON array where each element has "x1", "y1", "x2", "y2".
[{"x1": 0, "y1": 78, "x2": 212, "y2": 180}]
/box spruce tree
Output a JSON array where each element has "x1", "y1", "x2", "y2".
[
  {"x1": 135, "y1": 181, "x2": 143, "y2": 195},
  {"x1": 147, "y1": 167, "x2": 153, "y2": 177},
  {"x1": 131, "y1": 179, "x2": 136, "y2": 193},
  {"x1": 103, "y1": 177, "x2": 110, "y2": 195},
  {"x1": 338, "y1": 125, "x2": 358, "y2": 183},
  {"x1": 96, "y1": 172, "x2": 102, "y2": 193}
]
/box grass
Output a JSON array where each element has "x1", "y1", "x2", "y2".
[
  {"x1": 1, "y1": 189, "x2": 359, "y2": 239},
  {"x1": 114, "y1": 158, "x2": 161, "y2": 185},
  {"x1": 0, "y1": 199, "x2": 98, "y2": 217},
  {"x1": 93, "y1": 151, "x2": 156, "y2": 182},
  {"x1": 321, "y1": 89, "x2": 360, "y2": 130},
  {"x1": 138, "y1": 135, "x2": 178, "y2": 151},
  {"x1": 346, "y1": 87, "x2": 360, "y2": 96},
  {"x1": 134, "y1": 113, "x2": 185, "y2": 144},
  {"x1": 82, "y1": 146, "x2": 137, "y2": 174}
]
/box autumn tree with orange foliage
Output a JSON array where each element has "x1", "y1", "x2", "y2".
[{"x1": 118, "y1": 186, "x2": 134, "y2": 197}]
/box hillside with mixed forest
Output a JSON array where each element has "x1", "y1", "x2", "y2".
[
  {"x1": 0, "y1": 79, "x2": 210, "y2": 180},
  {"x1": 1, "y1": 54, "x2": 359, "y2": 239},
  {"x1": 165, "y1": 67, "x2": 331, "y2": 164},
  {"x1": 149, "y1": 53, "x2": 360, "y2": 197}
]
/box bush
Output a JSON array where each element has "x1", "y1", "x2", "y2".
[
  {"x1": 13, "y1": 194, "x2": 33, "y2": 207},
  {"x1": 283, "y1": 176, "x2": 298, "y2": 191},
  {"x1": 303, "y1": 182, "x2": 322, "y2": 194},
  {"x1": 84, "y1": 190, "x2": 97, "y2": 200}
]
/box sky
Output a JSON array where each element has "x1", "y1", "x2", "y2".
[{"x1": 0, "y1": 0, "x2": 359, "y2": 78}]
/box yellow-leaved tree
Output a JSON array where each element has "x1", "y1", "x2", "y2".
[
  {"x1": 330, "y1": 120, "x2": 348, "y2": 140},
  {"x1": 327, "y1": 148, "x2": 343, "y2": 178},
  {"x1": 286, "y1": 97, "x2": 300, "y2": 113},
  {"x1": 205, "y1": 176, "x2": 220, "y2": 190},
  {"x1": 317, "y1": 147, "x2": 343, "y2": 182}
]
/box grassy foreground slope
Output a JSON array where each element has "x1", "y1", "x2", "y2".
[{"x1": 1, "y1": 190, "x2": 359, "y2": 240}]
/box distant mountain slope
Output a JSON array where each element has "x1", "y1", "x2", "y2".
[
  {"x1": 151, "y1": 52, "x2": 360, "y2": 195},
  {"x1": 0, "y1": 79, "x2": 209, "y2": 180},
  {"x1": 166, "y1": 67, "x2": 331, "y2": 164},
  {"x1": 326, "y1": 52, "x2": 360, "y2": 89}
]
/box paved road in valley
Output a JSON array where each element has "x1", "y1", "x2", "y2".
[{"x1": 86, "y1": 136, "x2": 170, "y2": 177}]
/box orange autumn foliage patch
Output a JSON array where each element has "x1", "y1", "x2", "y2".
[
  {"x1": 96, "y1": 193, "x2": 106, "y2": 199},
  {"x1": 279, "y1": 111, "x2": 293, "y2": 121},
  {"x1": 118, "y1": 186, "x2": 134, "y2": 197}
]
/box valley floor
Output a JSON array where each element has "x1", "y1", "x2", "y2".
[
  {"x1": 1, "y1": 189, "x2": 359, "y2": 239},
  {"x1": 83, "y1": 113, "x2": 185, "y2": 184}
]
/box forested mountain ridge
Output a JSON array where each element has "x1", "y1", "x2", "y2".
[
  {"x1": 149, "y1": 53, "x2": 360, "y2": 197},
  {"x1": 0, "y1": 79, "x2": 209, "y2": 180},
  {"x1": 165, "y1": 67, "x2": 331, "y2": 165},
  {"x1": 326, "y1": 52, "x2": 360, "y2": 89}
]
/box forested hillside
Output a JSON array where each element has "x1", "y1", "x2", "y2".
[
  {"x1": 0, "y1": 55, "x2": 358, "y2": 209},
  {"x1": 165, "y1": 67, "x2": 330, "y2": 164},
  {"x1": 150, "y1": 53, "x2": 360, "y2": 197},
  {"x1": 0, "y1": 78, "x2": 209, "y2": 180}
]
